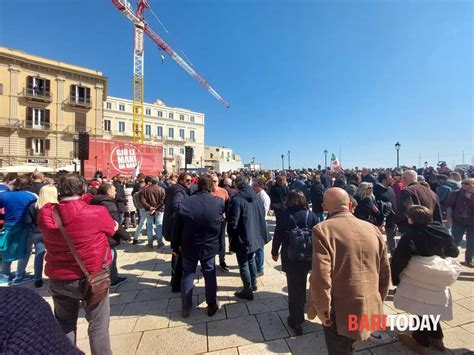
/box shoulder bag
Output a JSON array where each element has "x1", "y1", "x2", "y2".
[{"x1": 53, "y1": 208, "x2": 110, "y2": 308}]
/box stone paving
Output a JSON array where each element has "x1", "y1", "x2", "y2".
[{"x1": 29, "y1": 217, "x2": 474, "y2": 354}]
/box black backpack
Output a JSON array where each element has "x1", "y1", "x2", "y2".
[{"x1": 287, "y1": 210, "x2": 312, "y2": 262}]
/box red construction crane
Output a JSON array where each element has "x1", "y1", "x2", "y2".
[{"x1": 111, "y1": 0, "x2": 229, "y2": 143}]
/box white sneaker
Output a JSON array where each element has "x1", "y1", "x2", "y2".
[{"x1": 369, "y1": 331, "x2": 393, "y2": 344}]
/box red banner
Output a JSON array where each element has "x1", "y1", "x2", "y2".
[{"x1": 84, "y1": 139, "x2": 163, "y2": 179}]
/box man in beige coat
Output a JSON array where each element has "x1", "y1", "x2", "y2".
[{"x1": 308, "y1": 188, "x2": 391, "y2": 354}]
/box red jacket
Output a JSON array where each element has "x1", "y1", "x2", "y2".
[{"x1": 38, "y1": 198, "x2": 116, "y2": 280}]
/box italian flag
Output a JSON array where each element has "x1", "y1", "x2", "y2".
[{"x1": 331, "y1": 153, "x2": 341, "y2": 171}]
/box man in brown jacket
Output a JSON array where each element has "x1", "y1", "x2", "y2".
[
  {"x1": 308, "y1": 188, "x2": 391, "y2": 354},
  {"x1": 139, "y1": 175, "x2": 166, "y2": 249},
  {"x1": 395, "y1": 170, "x2": 443, "y2": 232}
]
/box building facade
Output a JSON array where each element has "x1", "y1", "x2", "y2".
[
  {"x1": 103, "y1": 96, "x2": 205, "y2": 172},
  {"x1": 0, "y1": 47, "x2": 107, "y2": 171},
  {"x1": 204, "y1": 145, "x2": 243, "y2": 172}
]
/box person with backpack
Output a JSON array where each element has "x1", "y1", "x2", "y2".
[{"x1": 271, "y1": 190, "x2": 318, "y2": 335}]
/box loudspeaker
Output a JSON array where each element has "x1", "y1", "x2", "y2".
[
  {"x1": 78, "y1": 132, "x2": 90, "y2": 160},
  {"x1": 185, "y1": 146, "x2": 193, "y2": 165}
]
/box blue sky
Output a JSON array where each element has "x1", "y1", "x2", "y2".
[{"x1": 1, "y1": 0, "x2": 472, "y2": 169}]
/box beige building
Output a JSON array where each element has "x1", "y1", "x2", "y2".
[
  {"x1": 0, "y1": 47, "x2": 107, "y2": 171},
  {"x1": 103, "y1": 96, "x2": 205, "y2": 172},
  {"x1": 204, "y1": 145, "x2": 243, "y2": 172}
]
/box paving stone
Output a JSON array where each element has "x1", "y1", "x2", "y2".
[
  {"x1": 134, "y1": 315, "x2": 170, "y2": 332},
  {"x1": 455, "y1": 297, "x2": 474, "y2": 312},
  {"x1": 256, "y1": 312, "x2": 289, "y2": 341},
  {"x1": 169, "y1": 306, "x2": 226, "y2": 327},
  {"x1": 207, "y1": 315, "x2": 264, "y2": 351},
  {"x1": 285, "y1": 331, "x2": 328, "y2": 354},
  {"x1": 137, "y1": 323, "x2": 207, "y2": 354},
  {"x1": 363, "y1": 341, "x2": 418, "y2": 354},
  {"x1": 198, "y1": 294, "x2": 232, "y2": 307},
  {"x1": 450, "y1": 280, "x2": 474, "y2": 298},
  {"x1": 121, "y1": 299, "x2": 169, "y2": 317},
  {"x1": 247, "y1": 296, "x2": 288, "y2": 315},
  {"x1": 444, "y1": 302, "x2": 474, "y2": 327},
  {"x1": 204, "y1": 348, "x2": 239, "y2": 355},
  {"x1": 109, "y1": 317, "x2": 138, "y2": 335},
  {"x1": 260, "y1": 274, "x2": 287, "y2": 286},
  {"x1": 277, "y1": 309, "x2": 324, "y2": 336},
  {"x1": 167, "y1": 296, "x2": 197, "y2": 313},
  {"x1": 77, "y1": 332, "x2": 142, "y2": 355},
  {"x1": 110, "y1": 303, "x2": 126, "y2": 317},
  {"x1": 442, "y1": 326, "x2": 474, "y2": 353},
  {"x1": 135, "y1": 286, "x2": 179, "y2": 302},
  {"x1": 461, "y1": 322, "x2": 474, "y2": 334},
  {"x1": 109, "y1": 290, "x2": 138, "y2": 305},
  {"x1": 238, "y1": 339, "x2": 291, "y2": 354},
  {"x1": 225, "y1": 302, "x2": 249, "y2": 319}
]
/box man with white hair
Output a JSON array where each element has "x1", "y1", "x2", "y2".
[{"x1": 395, "y1": 170, "x2": 442, "y2": 232}]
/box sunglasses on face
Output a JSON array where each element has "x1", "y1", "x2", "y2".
[{"x1": 185, "y1": 179, "x2": 192, "y2": 182}]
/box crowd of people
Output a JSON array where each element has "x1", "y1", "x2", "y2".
[{"x1": 0, "y1": 162, "x2": 472, "y2": 355}]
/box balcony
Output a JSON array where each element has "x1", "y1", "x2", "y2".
[
  {"x1": 111, "y1": 130, "x2": 132, "y2": 137},
  {"x1": 0, "y1": 118, "x2": 21, "y2": 129},
  {"x1": 164, "y1": 136, "x2": 186, "y2": 144},
  {"x1": 27, "y1": 149, "x2": 49, "y2": 157},
  {"x1": 63, "y1": 125, "x2": 90, "y2": 134},
  {"x1": 23, "y1": 120, "x2": 52, "y2": 130},
  {"x1": 69, "y1": 95, "x2": 92, "y2": 108},
  {"x1": 187, "y1": 137, "x2": 196, "y2": 143},
  {"x1": 23, "y1": 88, "x2": 52, "y2": 103}
]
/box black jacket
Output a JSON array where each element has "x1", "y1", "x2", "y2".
[
  {"x1": 321, "y1": 174, "x2": 332, "y2": 189},
  {"x1": 309, "y1": 183, "x2": 325, "y2": 213},
  {"x1": 227, "y1": 186, "x2": 269, "y2": 254},
  {"x1": 30, "y1": 182, "x2": 45, "y2": 196},
  {"x1": 290, "y1": 179, "x2": 310, "y2": 200},
  {"x1": 272, "y1": 206, "x2": 318, "y2": 272},
  {"x1": 172, "y1": 190, "x2": 225, "y2": 260},
  {"x1": 373, "y1": 183, "x2": 396, "y2": 226},
  {"x1": 269, "y1": 183, "x2": 289, "y2": 210},
  {"x1": 163, "y1": 183, "x2": 190, "y2": 241},
  {"x1": 391, "y1": 222, "x2": 459, "y2": 286},
  {"x1": 113, "y1": 181, "x2": 126, "y2": 213},
  {"x1": 91, "y1": 194, "x2": 128, "y2": 245}
]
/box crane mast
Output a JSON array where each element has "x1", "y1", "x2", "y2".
[{"x1": 111, "y1": 0, "x2": 229, "y2": 144}]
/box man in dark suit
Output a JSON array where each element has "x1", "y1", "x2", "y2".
[{"x1": 172, "y1": 175, "x2": 225, "y2": 318}]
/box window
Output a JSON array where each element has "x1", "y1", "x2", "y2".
[
  {"x1": 119, "y1": 104, "x2": 125, "y2": 111},
  {"x1": 169, "y1": 112, "x2": 174, "y2": 119},
  {"x1": 104, "y1": 120, "x2": 111, "y2": 132},
  {"x1": 168, "y1": 127, "x2": 174, "y2": 138},
  {"x1": 26, "y1": 107, "x2": 50, "y2": 129},
  {"x1": 190, "y1": 115, "x2": 195, "y2": 123},
  {"x1": 145, "y1": 124, "x2": 151, "y2": 136},
  {"x1": 158, "y1": 111, "x2": 163, "y2": 117},
  {"x1": 27, "y1": 76, "x2": 51, "y2": 98},
  {"x1": 179, "y1": 129, "x2": 185, "y2": 139},
  {"x1": 145, "y1": 108, "x2": 151, "y2": 116},
  {"x1": 180, "y1": 114, "x2": 185, "y2": 121},
  {"x1": 26, "y1": 138, "x2": 50, "y2": 155},
  {"x1": 70, "y1": 85, "x2": 91, "y2": 105},
  {"x1": 180, "y1": 148, "x2": 184, "y2": 155},
  {"x1": 118, "y1": 121, "x2": 125, "y2": 132},
  {"x1": 169, "y1": 147, "x2": 174, "y2": 156},
  {"x1": 157, "y1": 126, "x2": 163, "y2": 136},
  {"x1": 106, "y1": 102, "x2": 112, "y2": 109},
  {"x1": 189, "y1": 130, "x2": 195, "y2": 141}
]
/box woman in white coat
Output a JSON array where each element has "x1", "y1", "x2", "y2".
[
  {"x1": 391, "y1": 205, "x2": 460, "y2": 354},
  {"x1": 124, "y1": 184, "x2": 137, "y2": 229}
]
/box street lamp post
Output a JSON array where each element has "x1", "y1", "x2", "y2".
[
  {"x1": 281, "y1": 154, "x2": 284, "y2": 170},
  {"x1": 324, "y1": 149, "x2": 328, "y2": 169},
  {"x1": 287, "y1": 150, "x2": 291, "y2": 170},
  {"x1": 395, "y1": 142, "x2": 401, "y2": 169}
]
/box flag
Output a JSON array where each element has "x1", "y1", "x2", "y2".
[
  {"x1": 132, "y1": 163, "x2": 140, "y2": 180},
  {"x1": 331, "y1": 153, "x2": 341, "y2": 171},
  {"x1": 160, "y1": 54, "x2": 165, "y2": 64}
]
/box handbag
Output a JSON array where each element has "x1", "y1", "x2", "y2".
[{"x1": 53, "y1": 208, "x2": 111, "y2": 308}]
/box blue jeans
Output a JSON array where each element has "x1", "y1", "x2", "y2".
[
  {"x1": 133, "y1": 208, "x2": 147, "y2": 240},
  {"x1": 1, "y1": 231, "x2": 43, "y2": 280},
  {"x1": 144, "y1": 211, "x2": 163, "y2": 245},
  {"x1": 236, "y1": 252, "x2": 257, "y2": 293},
  {"x1": 181, "y1": 256, "x2": 217, "y2": 309},
  {"x1": 255, "y1": 247, "x2": 264, "y2": 274},
  {"x1": 452, "y1": 222, "x2": 474, "y2": 262}
]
